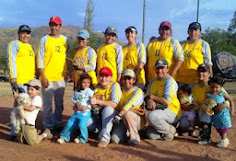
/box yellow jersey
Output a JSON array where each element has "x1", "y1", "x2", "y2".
[
  {"x1": 146, "y1": 37, "x2": 184, "y2": 82},
  {"x1": 7, "y1": 40, "x2": 35, "y2": 84},
  {"x1": 37, "y1": 35, "x2": 68, "y2": 82},
  {"x1": 123, "y1": 42, "x2": 146, "y2": 85}
]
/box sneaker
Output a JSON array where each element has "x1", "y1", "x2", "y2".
[
  {"x1": 198, "y1": 138, "x2": 211, "y2": 145},
  {"x1": 43, "y1": 129, "x2": 53, "y2": 140},
  {"x1": 217, "y1": 138, "x2": 229, "y2": 148},
  {"x1": 8, "y1": 135, "x2": 17, "y2": 141},
  {"x1": 57, "y1": 138, "x2": 65, "y2": 144},
  {"x1": 74, "y1": 138, "x2": 80, "y2": 144},
  {"x1": 128, "y1": 140, "x2": 139, "y2": 146},
  {"x1": 163, "y1": 126, "x2": 176, "y2": 141},
  {"x1": 97, "y1": 140, "x2": 109, "y2": 148}
]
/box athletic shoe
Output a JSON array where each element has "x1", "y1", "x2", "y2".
[
  {"x1": 43, "y1": 129, "x2": 53, "y2": 140},
  {"x1": 217, "y1": 138, "x2": 229, "y2": 148},
  {"x1": 198, "y1": 139, "x2": 211, "y2": 145},
  {"x1": 74, "y1": 138, "x2": 80, "y2": 144},
  {"x1": 163, "y1": 126, "x2": 176, "y2": 141},
  {"x1": 57, "y1": 138, "x2": 65, "y2": 144},
  {"x1": 97, "y1": 140, "x2": 109, "y2": 148}
]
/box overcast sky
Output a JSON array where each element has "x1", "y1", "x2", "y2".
[{"x1": 0, "y1": 0, "x2": 235, "y2": 44}]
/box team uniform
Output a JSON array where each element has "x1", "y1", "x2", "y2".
[
  {"x1": 73, "y1": 46, "x2": 97, "y2": 86},
  {"x1": 87, "y1": 82, "x2": 121, "y2": 143},
  {"x1": 123, "y1": 42, "x2": 146, "y2": 88},
  {"x1": 112, "y1": 86, "x2": 144, "y2": 144},
  {"x1": 7, "y1": 40, "x2": 35, "y2": 85},
  {"x1": 37, "y1": 34, "x2": 69, "y2": 130},
  {"x1": 96, "y1": 42, "x2": 123, "y2": 82},
  {"x1": 177, "y1": 39, "x2": 212, "y2": 85},
  {"x1": 146, "y1": 37, "x2": 184, "y2": 82}
]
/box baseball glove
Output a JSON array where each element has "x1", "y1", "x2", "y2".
[
  {"x1": 91, "y1": 92, "x2": 105, "y2": 117},
  {"x1": 73, "y1": 55, "x2": 87, "y2": 70},
  {"x1": 200, "y1": 98, "x2": 217, "y2": 116}
]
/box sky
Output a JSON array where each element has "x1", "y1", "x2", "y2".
[{"x1": 0, "y1": 0, "x2": 236, "y2": 44}]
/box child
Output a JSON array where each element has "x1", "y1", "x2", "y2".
[
  {"x1": 57, "y1": 74, "x2": 94, "y2": 144},
  {"x1": 11, "y1": 79, "x2": 52, "y2": 145},
  {"x1": 207, "y1": 76, "x2": 234, "y2": 148},
  {"x1": 178, "y1": 85, "x2": 196, "y2": 136}
]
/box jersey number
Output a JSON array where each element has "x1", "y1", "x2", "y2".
[
  {"x1": 155, "y1": 50, "x2": 160, "y2": 56},
  {"x1": 56, "y1": 46, "x2": 61, "y2": 52},
  {"x1": 103, "y1": 53, "x2": 108, "y2": 60}
]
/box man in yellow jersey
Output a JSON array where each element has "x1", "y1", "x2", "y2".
[
  {"x1": 177, "y1": 22, "x2": 212, "y2": 86},
  {"x1": 7, "y1": 25, "x2": 36, "y2": 140},
  {"x1": 123, "y1": 26, "x2": 146, "y2": 89},
  {"x1": 146, "y1": 21, "x2": 184, "y2": 82},
  {"x1": 111, "y1": 69, "x2": 144, "y2": 145},
  {"x1": 145, "y1": 58, "x2": 181, "y2": 141},
  {"x1": 190, "y1": 64, "x2": 227, "y2": 145},
  {"x1": 37, "y1": 16, "x2": 69, "y2": 133},
  {"x1": 73, "y1": 29, "x2": 97, "y2": 88},
  {"x1": 89, "y1": 67, "x2": 121, "y2": 148},
  {"x1": 96, "y1": 27, "x2": 123, "y2": 82}
]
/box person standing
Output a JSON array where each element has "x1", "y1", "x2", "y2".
[
  {"x1": 146, "y1": 21, "x2": 184, "y2": 82},
  {"x1": 96, "y1": 27, "x2": 123, "y2": 82},
  {"x1": 73, "y1": 29, "x2": 97, "y2": 88},
  {"x1": 176, "y1": 22, "x2": 212, "y2": 86},
  {"x1": 37, "y1": 16, "x2": 69, "y2": 132},
  {"x1": 7, "y1": 25, "x2": 36, "y2": 139},
  {"x1": 122, "y1": 26, "x2": 146, "y2": 89}
]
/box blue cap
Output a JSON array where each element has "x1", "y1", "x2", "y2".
[
  {"x1": 155, "y1": 58, "x2": 168, "y2": 68},
  {"x1": 77, "y1": 29, "x2": 90, "y2": 39}
]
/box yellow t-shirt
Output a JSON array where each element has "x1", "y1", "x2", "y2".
[
  {"x1": 73, "y1": 46, "x2": 97, "y2": 86},
  {"x1": 7, "y1": 40, "x2": 35, "y2": 84},
  {"x1": 147, "y1": 75, "x2": 181, "y2": 118},
  {"x1": 146, "y1": 37, "x2": 184, "y2": 82},
  {"x1": 176, "y1": 39, "x2": 212, "y2": 85},
  {"x1": 123, "y1": 42, "x2": 146, "y2": 85},
  {"x1": 96, "y1": 42, "x2": 123, "y2": 82},
  {"x1": 37, "y1": 35, "x2": 68, "y2": 81}
]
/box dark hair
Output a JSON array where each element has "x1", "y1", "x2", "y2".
[
  {"x1": 178, "y1": 84, "x2": 191, "y2": 95},
  {"x1": 208, "y1": 76, "x2": 225, "y2": 86},
  {"x1": 77, "y1": 74, "x2": 94, "y2": 91}
]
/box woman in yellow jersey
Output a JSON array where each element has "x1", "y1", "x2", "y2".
[
  {"x1": 7, "y1": 25, "x2": 36, "y2": 140},
  {"x1": 73, "y1": 29, "x2": 97, "y2": 88},
  {"x1": 146, "y1": 21, "x2": 184, "y2": 82},
  {"x1": 89, "y1": 67, "x2": 122, "y2": 148},
  {"x1": 177, "y1": 22, "x2": 213, "y2": 86},
  {"x1": 96, "y1": 27, "x2": 123, "y2": 82},
  {"x1": 145, "y1": 58, "x2": 181, "y2": 141},
  {"x1": 122, "y1": 26, "x2": 146, "y2": 89},
  {"x1": 111, "y1": 69, "x2": 144, "y2": 145}
]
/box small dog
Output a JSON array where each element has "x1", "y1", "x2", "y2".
[{"x1": 10, "y1": 93, "x2": 31, "y2": 134}]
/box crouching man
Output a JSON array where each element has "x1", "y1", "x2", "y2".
[{"x1": 111, "y1": 69, "x2": 145, "y2": 145}]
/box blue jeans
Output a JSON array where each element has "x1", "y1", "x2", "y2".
[{"x1": 60, "y1": 111, "x2": 91, "y2": 143}]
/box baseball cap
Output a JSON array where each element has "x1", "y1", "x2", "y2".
[
  {"x1": 122, "y1": 69, "x2": 136, "y2": 79},
  {"x1": 99, "y1": 67, "x2": 112, "y2": 76},
  {"x1": 18, "y1": 25, "x2": 31, "y2": 33},
  {"x1": 104, "y1": 26, "x2": 117, "y2": 35},
  {"x1": 197, "y1": 64, "x2": 210, "y2": 72},
  {"x1": 159, "y1": 21, "x2": 172, "y2": 30},
  {"x1": 24, "y1": 79, "x2": 42, "y2": 88},
  {"x1": 188, "y1": 22, "x2": 201, "y2": 30},
  {"x1": 49, "y1": 16, "x2": 62, "y2": 25},
  {"x1": 77, "y1": 29, "x2": 90, "y2": 39},
  {"x1": 155, "y1": 58, "x2": 168, "y2": 69},
  {"x1": 125, "y1": 26, "x2": 137, "y2": 33}
]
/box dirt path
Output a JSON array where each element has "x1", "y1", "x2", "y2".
[{"x1": 0, "y1": 83, "x2": 236, "y2": 161}]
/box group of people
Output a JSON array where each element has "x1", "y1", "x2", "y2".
[{"x1": 6, "y1": 16, "x2": 234, "y2": 149}]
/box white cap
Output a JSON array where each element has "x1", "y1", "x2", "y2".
[{"x1": 122, "y1": 69, "x2": 136, "y2": 79}]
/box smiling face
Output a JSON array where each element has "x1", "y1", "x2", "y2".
[
  {"x1": 105, "y1": 33, "x2": 116, "y2": 44},
  {"x1": 188, "y1": 28, "x2": 201, "y2": 41},
  {"x1": 98, "y1": 74, "x2": 112, "y2": 88},
  {"x1": 209, "y1": 82, "x2": 221, "y2": 96},
  {"x1": 77, "y1": 37, "x2": 89, "y2": 48},
  {"x1": 197, "y1": 69, "x2": 211, "y2": 84},
  {"x1": 159, "y1": 27, "x2": 171, "y2": 40},
  {"x1": 19, "y1": 32, "x2": 31, "y2": 43},
  {"x1": 125, "y1": 30, "x2": 137, "y2": 44},
  {"x1": 49, "y1": 22, "x2": 61, "y2": 37},
  {"x1": 121, "y1": 76, "x2": 135, "y2": 90},
  {"x1": 27, "y1": 86, "x2": 40, "y2": 98},
  {"x1": 80, "y1": 78, "x2": 91, "y2": 90},
  {"x1": 155, "y1": 66, "x2": 169, "y2": 80}
]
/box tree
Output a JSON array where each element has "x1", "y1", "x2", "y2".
[
  {"x1": 202, "y1": 28, "x2": 236, "y2": 55},
  {"x1": 228, "y1": 11, "x2": 236, "y2": 35},
  {"x1": 84, "y1": 0, "x2": 95, "y2": 32}
]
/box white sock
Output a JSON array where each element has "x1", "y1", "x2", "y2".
[{"x1": 42, "y1": 133, "x2": 47, "y2": 138}]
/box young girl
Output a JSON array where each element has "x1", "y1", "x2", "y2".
[
  {"x1": 178, "y1": 85, "x2": 195, "y2": 136},
  {"x1": 207, "y1": 77, "x2": 234, "y2": 148},
  {"x1": 57, "y1": 74, "x2": 94, "y2": 144}
]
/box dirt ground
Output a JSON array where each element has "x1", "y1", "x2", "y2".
[{"x1": 0, "y1": 82, "x2": 236, "y2": 161}]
